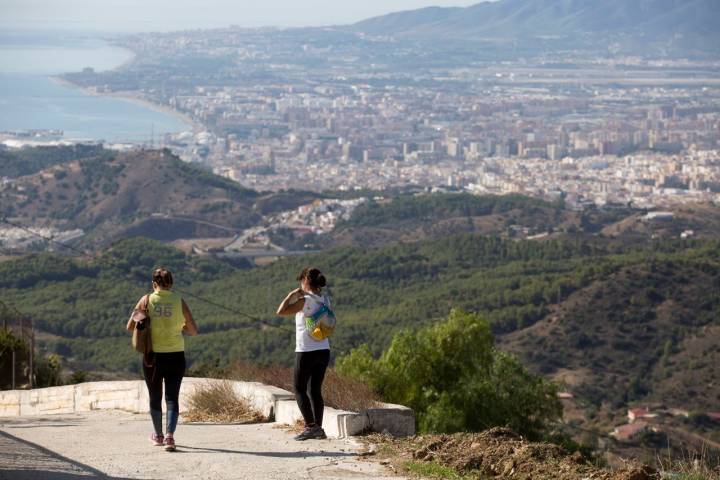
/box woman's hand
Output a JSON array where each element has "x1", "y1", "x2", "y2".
[
  {"x1": 276, "y1": 288, "x2": 306, "y2": 316},
  {"x1": 182, "y1": 300, "x2": 199, "y2": 336},
  {"x1": 289, "y1": 287, "x2": 304, "y2": 302},
  {"x1": 126, "y1": 295, "x2": 148, "y2": 332}
]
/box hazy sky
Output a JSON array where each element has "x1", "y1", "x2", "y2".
[{"x1": 1, "y1": 0, "x2": 481, "y2": 32}]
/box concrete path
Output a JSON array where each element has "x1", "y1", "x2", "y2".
[{"x1": 0, "y1": 411, "x2": 405, "y2": 480}]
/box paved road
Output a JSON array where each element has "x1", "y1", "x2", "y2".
[{"x1": 0, "y1": 412, "x2": 404, "y2": 480}]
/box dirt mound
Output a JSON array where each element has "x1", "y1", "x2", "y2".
[{"x1": 371, "y1": 427, "x2": 659, "y2": 480}]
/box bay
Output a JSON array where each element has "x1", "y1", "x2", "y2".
[{"x1": 0, "y1": 34, "x2": 190, "y2": 143}]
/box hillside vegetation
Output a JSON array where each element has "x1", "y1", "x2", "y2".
[
  {"x1": 0, "y1": 144, "x2": 109, "y2": 178},
  {"x1": 503, "y1": 243, "x2": 720, "y2": 416},
  {"x1": 328, "y1": 193, "x2": 572, "y2": 248},
  {"x1": 1, "y1": 231, "x2": 718, "y2": 422},
  {"x1": 2, "y1": 169, "x2": 720, "y2": 465},
  {"x1": 0, "y1": 148, "x2": 319, "y2": 245},
  {"x1": 338, "y1": 309, "x2": 562, "y2": 437}
]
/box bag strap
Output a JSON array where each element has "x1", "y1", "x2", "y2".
[{"x1": 140, "y1": 294, "x2": 150, "y2": 312}]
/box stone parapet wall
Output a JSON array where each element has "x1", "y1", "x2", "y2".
[{"x1": 0, "y1": 378, "x2": 415, "y2": 438}]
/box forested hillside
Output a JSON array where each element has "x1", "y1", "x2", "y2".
[
  {"x1": 328, "y1": 193, "x2": 571, "y2": 248},
  {"x1": 502, "y1": 243, "x2": 720, "y2": 417},
  {"x1": 1, "y1": 231, "x2": 718, "y2": 427},
  {"x1": 2, "y1": 150, "x2": 719, "y2": 461}
]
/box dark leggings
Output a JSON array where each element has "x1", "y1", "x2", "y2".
[
  {"x1": 143, "y1": 351, "x2": 186, "y2": 436},
  {"x1": 294, "y1": 349, "x2": 330, "y2": 428}
]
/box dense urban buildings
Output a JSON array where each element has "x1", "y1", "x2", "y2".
[{"x1": 5, "y1": 27, "x2": 720, "y2": 209}]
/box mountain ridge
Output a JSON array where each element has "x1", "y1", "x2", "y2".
[{"x1": 352, "y1": 0, "x2": 720, "y2": 53}]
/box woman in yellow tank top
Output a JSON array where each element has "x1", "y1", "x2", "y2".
[{"x1": 126, "y1": 268, "x2": 198, "y2": 452}]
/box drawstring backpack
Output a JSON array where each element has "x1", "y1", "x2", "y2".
[{"x1": 304, "y1": 291, "x2": 337, "y2": 341}]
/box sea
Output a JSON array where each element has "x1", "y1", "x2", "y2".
[{"x1": 0, "y1": 31, "x2": 190, "y2": 143}]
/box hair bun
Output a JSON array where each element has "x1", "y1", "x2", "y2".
[{"x1": 297, "y1": 267, "x2": 327, "y2": 290}]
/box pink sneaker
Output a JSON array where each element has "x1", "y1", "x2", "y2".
[
  {"x1": 149, "y1": 433, "x2": 164, "y2": 446},
  {"x1": 164, "y1": 434, "x2": 176, "y2": 452}
]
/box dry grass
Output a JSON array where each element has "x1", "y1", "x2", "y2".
[
  {"x1": 184, "y1": 380, "x2": 265, "y2": 424},
  {"x1": 230, "y1": 362, "x2": 381, "y2": 413},
  {"x1": 367, "y1": 429, "x2": 661, "y2": 480},
  {"x1": 657, "y1": 448, "x2": 720, "y2": 480}
]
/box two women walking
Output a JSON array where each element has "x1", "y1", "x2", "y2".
[{"x1": 127, "y1": 265, "x2": 332, "y2": 450}]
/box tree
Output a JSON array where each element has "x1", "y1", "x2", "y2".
[
  {"x1": 34, "y1": 354, "x2": 63, "y2": 388},
  {"x1": 337, "y1": 309, "x2": 562, "y2": 438},
  {"x1": 0, "y1": 329, "x2": 28, "y2": 389}
]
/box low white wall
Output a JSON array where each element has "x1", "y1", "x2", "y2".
[
  {"x1": 0, "y1": 378, "x2": 285, "y2": 418},
  {"x1": 0, "y1": 378, "x2": 415, "y2": 438},
  {"x1": 273, "y1": 399, "x2": 414, "y2": 438},
  {"x1": 0, "y1": 381, "x2": 146, "y2": 417}
]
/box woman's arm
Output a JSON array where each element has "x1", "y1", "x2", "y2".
[
  {"x1": 276, "y1": 288, "x2": 305, "y2": 317},
  {"x1": 181, "y1": 300, "x2": 199, "y2": 336},
  {"x1": 126, "y1": 297, "x2": 147, "y2": 332}
]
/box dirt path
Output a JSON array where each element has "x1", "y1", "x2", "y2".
[{"x1": 0, "y1": 411, "x2": 404, "y2": 480}]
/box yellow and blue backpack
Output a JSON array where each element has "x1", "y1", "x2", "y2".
[{"x1": 304, "y1": 297, "x2": 337, "y2": 341}]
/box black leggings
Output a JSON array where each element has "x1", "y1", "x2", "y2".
[
  {"x1": 294, "y1": 349, "x2": 330, "y2": 428},
  {"x1": 143, "y1": 351, "x2": 186, "y2": 435}
]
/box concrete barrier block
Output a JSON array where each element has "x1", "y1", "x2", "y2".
[
  {"x1": 366, "y1": 403, "x2": 415, "y2": 436},
  {"x1": 231, "y1": 381, "x2": 294, "y2": 419},
  {"x1": 321, "y1": 407, "x2": 345, "y2": 438},
  {"x1": 272, "y1": 397, "x2": 415, "y2": 438},
  {"x1": 336, "y1": 412, "x2": 370, "y2": 438},
  {"x1": 274, "y1": 399, "x2": 303, "y2": 426},
  {"x1": 273, "y1": 401, "x2": 367, "y2": 439}
]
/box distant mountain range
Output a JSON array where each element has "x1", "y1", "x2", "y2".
[{"x1": 353, "y1": 0, "x2": 720, "y2": 54}]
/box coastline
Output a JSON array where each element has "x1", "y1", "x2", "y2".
[
  {"x1": 89, "y1": 40, "x2": 204, "y2": 132},
  {"x1": 48, "y1": 75, "x2": 202, "y2": 133},
  {"x1": 105, "y1": 90, "x2": 202, "y2": 133}
]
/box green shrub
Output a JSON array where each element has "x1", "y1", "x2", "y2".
[
  {"x1": 34, "y1": 354, "x2": 63, "y2": 388},
  {"x1": 337, "y1": 309, "x2": 562, "y2": 438},
  {"x1": 68, "y1": 370, "x2": 88, "y2": 384}
]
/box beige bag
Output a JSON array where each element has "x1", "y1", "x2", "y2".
[{"x1": 131, "y1": 295, "x2": 152, "y2": 355}]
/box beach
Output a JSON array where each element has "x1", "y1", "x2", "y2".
[
  {"x1": 48, "y1": 75, "x2": 201, "y2": 133},
  {"x1": 48, "y1": 40, "x2": 202, "y2": 134},
  {"x1": 0, "y1": 35, "x2": 192, "y2": 142}
]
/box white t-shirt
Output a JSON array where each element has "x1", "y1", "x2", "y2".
[{"x1": 295, "y1": 292, "x2": 331, "y2": 353}]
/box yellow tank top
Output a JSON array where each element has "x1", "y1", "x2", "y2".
[{"x1": 148, "y1": 290, "x2": 185, "y2": 353}]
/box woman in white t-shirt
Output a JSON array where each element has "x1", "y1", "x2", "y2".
[{"x1": 276, "y1": 267, "x2": 331, "y2": 441}]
